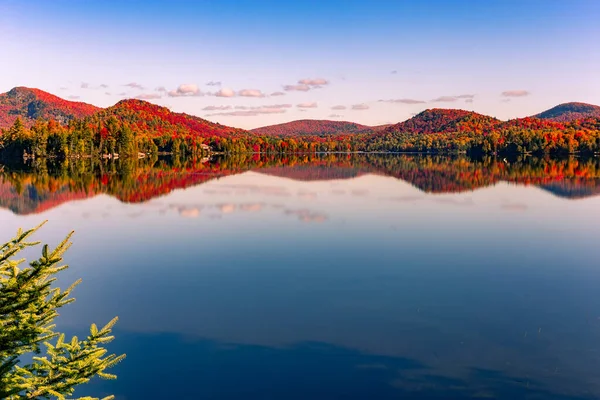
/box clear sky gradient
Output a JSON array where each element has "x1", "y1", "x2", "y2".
[{"x1": 1, "y1": 0, "x2": 599, "y2": 129}]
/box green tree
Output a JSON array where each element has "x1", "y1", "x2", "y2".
[{"x1": 0, "y1": 222, "x2": 125, "y2": 400}]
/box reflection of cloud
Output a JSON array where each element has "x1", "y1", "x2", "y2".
[
  {"x1": 240, "y1": 203, "x2": 263, "y2": 212},
  {"x1": 501, "y1": 202, "x2": 528, "y2": 211},
  {"x1": 432, "y1": 197, "x2": 474, "y2": 207},
  {"x1": 285, "y1": 209, "x2": 328, "y2": 223},
  {"x1": 331, "y1": 189, "x2": 346, "y2": 195},
  {"x1": 297, "y1": 190, "x2": 317, "y2": 200},
  {"x1": 127, "y1": 211, "x2": 144, "y2": 218},
  {"x1": 351, "y1": 189, "x2": 369, "y2": 197},
  {"x1": 218, "y1": 204, "x2": 236, "y2": 214},
  {"x1": 387, "y1": 195, "x2": 423, "y2": 202},
  {"x1": 179, "y1": 207, "x2": 200, "y2": 218},
  {"x1": 219, "y1": 184, "x2": 290, "y2": 197}
]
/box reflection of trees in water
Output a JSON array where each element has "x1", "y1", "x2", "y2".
[{"x1": 2, "y1": 154, "x2": 600, "y2": 215}]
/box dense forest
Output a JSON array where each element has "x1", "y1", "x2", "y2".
[{"x1": 2, "y1": 88, "x2": 600, "y2": 158}]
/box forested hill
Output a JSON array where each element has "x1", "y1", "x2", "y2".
[
  {"x1": 97, "y1": 99, "x2": 248, "y2": 139},
  {"x1": 0, "y1": 87, "x2": 100, "y2": 128},
  {"x1": 381, "y1": 109, "x2": 501, "y2": 135},
  {"x1": 534, "y1": 102, "x2": 600, "y2": 122},
  {"x1": 251, "y1": 119, "x2": 375, "y2": 136}
]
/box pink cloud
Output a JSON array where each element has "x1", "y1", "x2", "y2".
[
  {"x1": 238, "y1": 89, "x2": 265, "y2": 97},
  {"x1": 298, "y1": 78, "x2": 329, "y2": 86},
  {"x1": 168, "y1": 84, "x2": 202, "y2": 97},
  {"x1": 331, "y1": 105, "x2": 346, "y2": 110},
  {"x1": 501, "y1": 90, "x2": 530, "y2": 97},
  {"x1": 136, "y1": 93, "x2": 162, "y2": 100},
  {"x1": 270, "y1": 91, "x2": 286, "y2": 96},
  {"x1": 124, "y1": 82, "x2": 144, "y2": 90},
  {"x1": 380, "y1": 98, "x2": 425, "y2": 104},
  {"x1": 284, "y1": 84, "x2": 311, "y2": 92},
  {"x1": 156, "y1": 86, "x2": 167, "y2": 92},
  {"x1": 203, "y1": 105, "x2": 232, "y2": 111},
  {"x1": 431, "y1": 96, "x2": 458, "y2": 103},
  {"x1": 328, "y1": 114, "x2": 343, "y2": 118},
  {"x1": 214, "y1": 88, "x2": 236, "y2": 97},
  {"x1": 297, "y1": 102, "x2": 318, "y2": 108},
  {"x1": 351, "y1": 103, "x2": 369, "y2": 110},
  {"x1": 206, "y1": 104, "x2": 291, "y2": 117}
]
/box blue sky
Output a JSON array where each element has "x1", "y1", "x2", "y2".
[{"x1": 1, "y1": 0, "x2": 599, "y2": 128}]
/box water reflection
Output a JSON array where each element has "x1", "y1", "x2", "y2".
[
  {"x1": 1, "y1": 154, "x2": 600, "y2": 399},
  {"x1": 2, "y1": 154, "x2": 600, "y2": 215}
]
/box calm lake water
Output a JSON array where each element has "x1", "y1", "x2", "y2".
[{"x1": 2, "y1": 154, "x2": 600, "y2": 399}]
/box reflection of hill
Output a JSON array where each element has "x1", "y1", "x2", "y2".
[
  {"x1": 2, "y1": 155, "x2": 600, "y2": 215},
  {"x1": 538, "y1": 180, "x2": 600, "y2": 199}
]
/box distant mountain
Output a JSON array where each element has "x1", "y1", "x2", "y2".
[
  {"x1": 534, "y1": 102, "x2": 600, "y2": 122},
  {"x1": 96, "y1": 99, "x2": 248, "y2": 138},
  {"x1": 0, "y1": 87, "x2": 100, "y2": 128},
  {"x1": 251, "y1": 119, "x2": 381, "y2": 137},
  {"x1": 382, "y1": 109, "x2": 500, "y2": 135}
]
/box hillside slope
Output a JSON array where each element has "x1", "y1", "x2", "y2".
[
  {"x1": 95, "y1": 99, "x2": 248, "y2": 138},
  {"x1": 534, "y1": 102, "x2": 600, "y2": 122},
  {"x1": 251, "y1": 119, "x2": 375, "y2": 137},
  {"x1": 382, "y1": 109, "x2": 500, "y2": 135},
  {"x1": 0, "y1": 87, "x2": 100, "y2": 128}
]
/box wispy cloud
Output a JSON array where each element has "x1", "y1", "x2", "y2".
[
  {"x1": 80, "y1": 82, "x2": 89, "y2": 89},
  {"x1": 284, "y1": 84, "x2": 311, "y2": 92},
  {"x1": 206, "y1": 81, "x2": 222, "y2": 86},
  {"x1": 202, "y1": 105, "x2": 232, "y2": 111},
  {"x1": 298, "y1": 78, "x2": 329, "y2": 86},
  {"x1": 430, "y1": 94, "x2": 475, "y2": 103},
  {"x1": 68, "y1": 95, "x2": 80, "y2": 100},
  {"x1": 118, "y1": 92, "x2": 127, "y2": 96},
  {"x1": 214, "y1": 88, "x2": 235, "y2": 97},
  {"x1": 501, "y1": 90, "x2": 530, "y2": 97},
  {"x1": 59, "y1": 87, "x2": 68, "y2": 90},
  {"x1": 328, "y1": 114, "x2": 343, "y2": 118},
  {"x1": 431, "y1": 96, "x2": 458, "y2": 103},
  {"x1": 270, "y1": 91, "x2": 286, "y2": 96},
  {"x1": 104, "y1": 92, "x2": 111, "y2": 96},
  {"x1": 168, "y1": 84, "x2": 202, "y2": 97},
  {"x1": 352, "y1": 103, "x2": 370, "y2": 110},
  {"x1": 156, "y1": 86, "x2": 167, "y2": 92},
  {"x1": 238, "y1": 89, "x2": 265, "y2": 97},
  {"x1": 465, "y1": 99, "x2": 474, "y2": 103},
  {"x1": 331, "y1": 105, "x2": 346, "y2": 110},
  {"x1": 100, "y1": 84, "x2": 109, "y2": 89},
  {"x1": 206, "y1": 104, "x2": 291, "y2": 117},
  {"x1": 380, "y1": 98, "x2": 426, "y2": 104},
  {"x1": 124, "y1": 82, "x2": 144, "y2": 90},
  {"x1": 135, "y1": 93, "x2": 162, "y2": 100},
  {"x1": 297, "y1": 102, "x2": 318, "y2": 108}
]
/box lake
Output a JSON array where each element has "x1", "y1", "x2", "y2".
[{"x1": 1, "y1": 154, "x2": 600, "y2": 399}]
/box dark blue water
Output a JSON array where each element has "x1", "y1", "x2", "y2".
[{"x1": 2, "y1": 157, "x2": 600, "y2": 399}]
